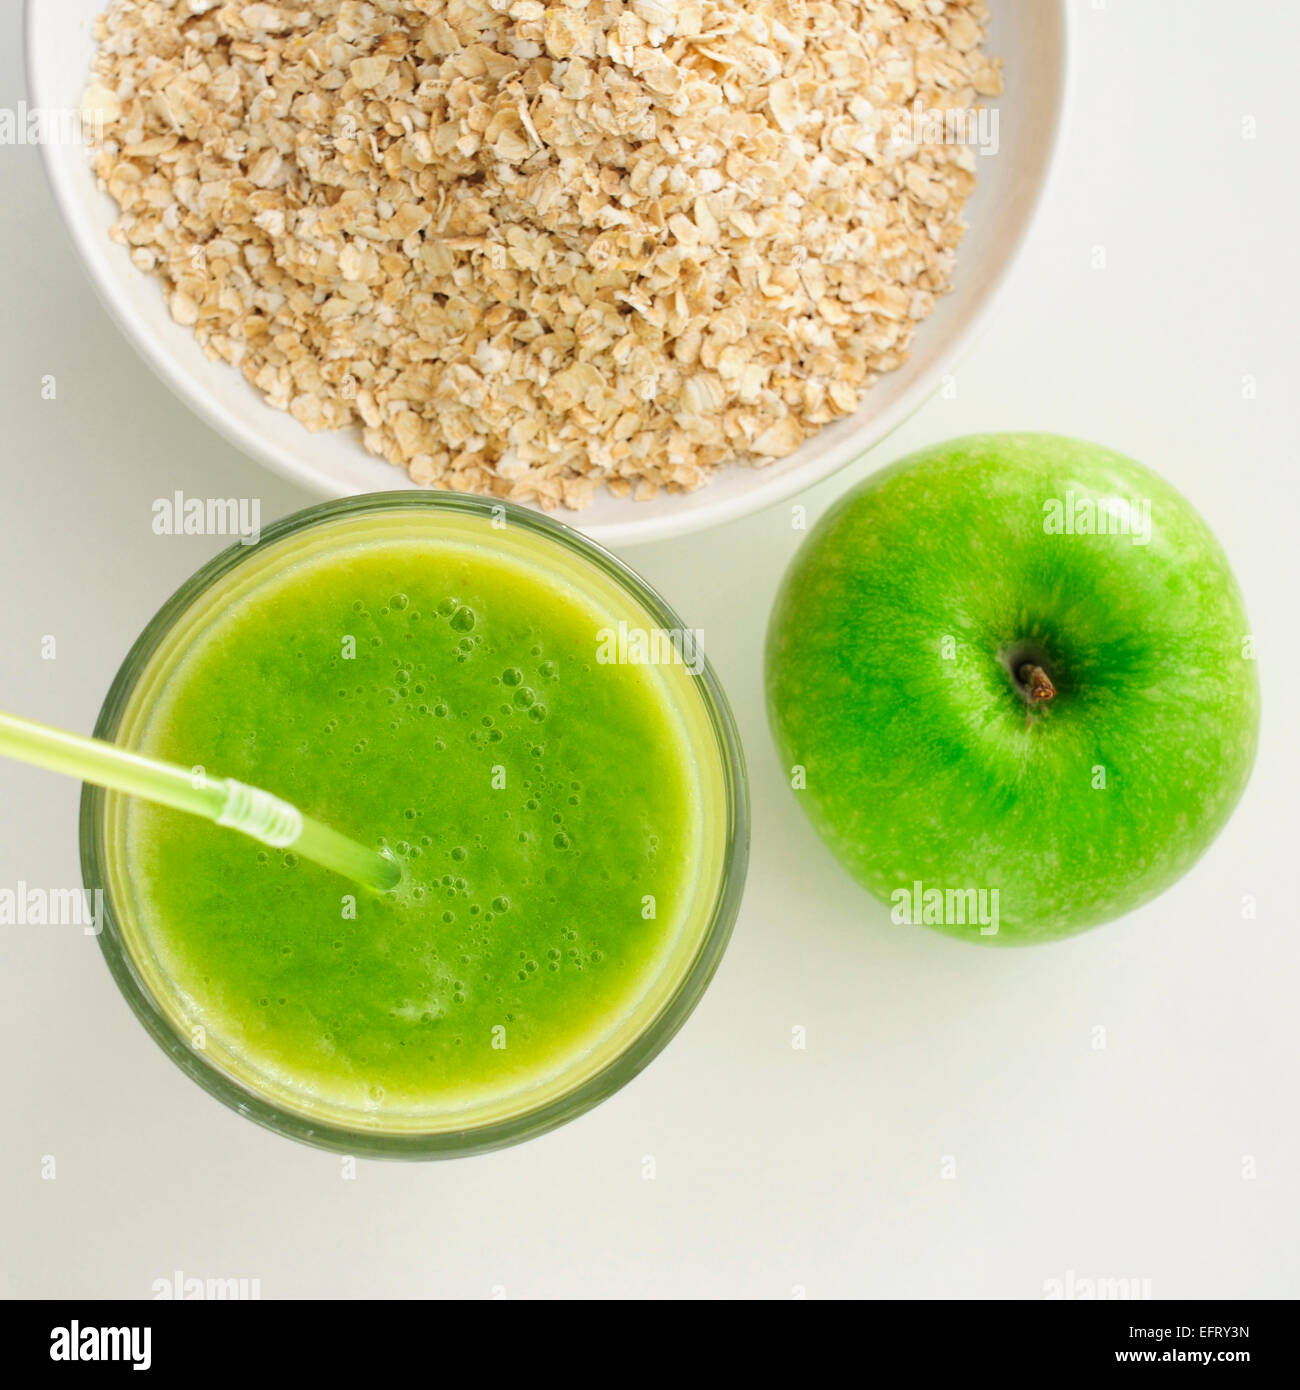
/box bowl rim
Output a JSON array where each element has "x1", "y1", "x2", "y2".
[
  {"x1": 26, "y1": 1, "x2": 1073, "y2": 547},
  {"x1": 79, "y1": 491, "x2": 751, "y2": 1158}
]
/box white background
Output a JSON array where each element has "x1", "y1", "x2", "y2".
[{"x1": 2, "y1": 1, "x2": 1297, "y2": 1299}]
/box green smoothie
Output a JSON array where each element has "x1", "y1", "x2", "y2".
[{"x1": 100, "y1": 504, "x2": 734, "y2": 1140}]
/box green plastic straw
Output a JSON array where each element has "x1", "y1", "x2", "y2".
[{"x1": 0, "y1": 710, "x2": 400, "y2": 893}]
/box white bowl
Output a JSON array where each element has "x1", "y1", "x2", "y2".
[{"x1": 27, "y1": 1, "x2": 1070, "y2": 547}]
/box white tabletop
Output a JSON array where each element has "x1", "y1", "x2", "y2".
[{"x1": 2, "y1": 0, "x2": 1297, "y2": 1299}]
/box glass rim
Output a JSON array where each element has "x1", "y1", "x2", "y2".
[{"x1": 80, "y1": 491, "x2": 750, "y2": 1159}]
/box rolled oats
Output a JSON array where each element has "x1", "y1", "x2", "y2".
[{"x1": 87, "y1": 0, "x2": 1001, "y2": 509}]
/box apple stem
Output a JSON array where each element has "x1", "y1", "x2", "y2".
[{"x1": 1017, "y1": 663, "x2": 1056, "y2": 704}]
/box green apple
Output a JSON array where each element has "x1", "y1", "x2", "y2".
[{"x1": 765, "y1": 434, "x2": 1260, "y2": 944}]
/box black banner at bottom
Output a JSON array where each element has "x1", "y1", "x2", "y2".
[{"x1": 3, "y1": 1297, "x2": 1278, "y2": 1376}]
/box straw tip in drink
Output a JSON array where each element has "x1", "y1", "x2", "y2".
[{"x1": 375, "y1": 853, "x2": 403, "y2": 893}]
